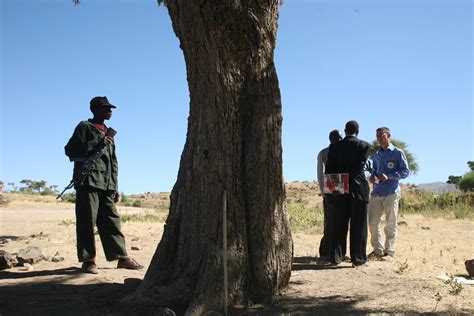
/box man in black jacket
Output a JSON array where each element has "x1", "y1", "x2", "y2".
[{"x1": 325, "y1": 120, "x2": 370, "y2": 267}]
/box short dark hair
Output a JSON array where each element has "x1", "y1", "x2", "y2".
[
  {"x1": 329, "y1": 129, "x2": 342, "y2": 143},
  {"x1": 345, "y1": 120, "x2": 359, "y2": 135},
  {"x1": 376, "y1": 127, "x2": 391, "y2": 135}
]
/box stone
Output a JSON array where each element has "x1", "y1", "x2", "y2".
[
  {"x1": 0, "y1": 250, "x2": 18, "y2": 270},
  {"x1": 52, "y1": 255, "x2": 64, "y2": 263},
  {"x1": 17, "y1": 245, "x2": 44, "y2": 265},
  {"x1": 465, "y1": 259, "x2": 474, "y2": 278},
  {"x1": 22, "y1": 263, "x2": 34, "y2": 271}
]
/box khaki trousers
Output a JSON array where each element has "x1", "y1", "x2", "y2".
[{"x1": 368, "y1": 193, "x2": 400, "y2": 256}]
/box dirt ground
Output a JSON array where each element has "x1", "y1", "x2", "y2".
[{"x1": 1, "y1": 196, "x2": 473, "y2": 315}]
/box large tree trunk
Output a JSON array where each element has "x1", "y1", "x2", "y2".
[{"x1": 127, "y1": 1, "x2": 293, "y2": 314}]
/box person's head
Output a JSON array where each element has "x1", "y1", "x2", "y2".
[
  {"x1": 329, "y1": 129, "x2": 342, "y2": 144},
  {"x1": 344, "y1": 120, "x2": 359, "y2": 136},
  {"x1": 376, "y1": 127, "x2": 391, "y2": 149},
  {"x1": 90, "y1": 96, "x2": 116, "y2": 121}
]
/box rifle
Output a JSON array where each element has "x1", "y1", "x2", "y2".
[{"x1": 57, "y1": 127, "x2": 117, "y2": 199}]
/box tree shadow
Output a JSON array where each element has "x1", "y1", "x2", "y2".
[
  {"x1": 0, "y1": 276, "x2": 143, "y2": 315},
  {"x1": 0, "y1": 276, "x2": 469, "y2": 315},
  {"x1": 0, "y1": 267, "x2": 82, "y2": 280},
  {"x1": 231, "y1": 295, "x2": 446, "y2": 315}
]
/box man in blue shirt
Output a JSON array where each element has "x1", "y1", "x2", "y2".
[{"x1": 368, "y1": 127, "x2": 410, "y2": 261}]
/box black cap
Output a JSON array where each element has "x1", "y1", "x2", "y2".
[{"x1": 90, "y1": 96, "x2": 116, "y2": 108}]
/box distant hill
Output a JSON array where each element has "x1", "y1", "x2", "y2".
[{"x1": 416, "y1": 182, "x2": 460, "y2": 194}]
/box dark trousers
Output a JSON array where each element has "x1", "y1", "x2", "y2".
[
  {"x1": 75, "y1": 186, "x2": 128, "y2": 262},
  {"x1": 318, "y1": 196, "x2": 331, "y2": 257},
  {"x1": 327, "y1": 194, "x2": 368, "y2": 265}
]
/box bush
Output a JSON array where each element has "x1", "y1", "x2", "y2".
[
  {"x1": 400, "y1": 189, "x2": 473, "y2": 219},
  {"x1": 458, "y1": 171, "x2": 474, "y2": 192},
  {"x1": 120, "y1": 192, "x2": 129, "y2": 202},
  {"x1": 287, "y1": 202, "x2": 323, "y2": 231},
  {"x1": 121, "y1": 210, "x2": 165, "y2": 223},
  {"x1": 132, "y1": 200, "x2": 143, "y2": 208},
  {"x1": 60, "y1": 193, "x2": 76, "y2": 203}
]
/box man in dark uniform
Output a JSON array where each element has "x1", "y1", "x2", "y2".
[
  {"x1": 325, "y1": 120, "x2": 370, "y2": 267},
  {"x1": 65, "y1": 96, "x2": 143, "y2": 274}
]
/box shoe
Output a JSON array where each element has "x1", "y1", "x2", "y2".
[
  {"x1": 318, "y1": 256, "x2": 331, "y2": 265},
  {"x1": 380, "y1": 254, "x2": 394, "y2": 262},
  {"x1": 368, "y1": 251, "x2": 384, "y2": 260},
  {"x1": 82, "y1": 262, "x2": 99, "y2": 274},
  {"x1": 117, "y1": 257, "x2": 144, "y2": 270},
  {"x1": 352, "y1": 262, "x2": 369, "y2": 268}
]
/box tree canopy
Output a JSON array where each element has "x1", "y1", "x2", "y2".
[
  {"x1": 368, "y1": 138, "x2": 419, "y2": 174},
  {"x1": 448, "y1": 161, "x2": 474, "y2": 192}
]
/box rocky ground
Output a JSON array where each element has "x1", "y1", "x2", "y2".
[{"x1": 0, "y1": 190, "x2": 473, "y2": 315}]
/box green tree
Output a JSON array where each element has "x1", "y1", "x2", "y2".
[
  {"x1": 127, "y1": 2, "x2": 293, "y2": 314},
  {"x1": 30, "y1": 180, "x2": 47, "y2": 193},
  {"x1": 19, "y1": 179, "x2": 34, "y2": 192},
  {"x1": 41, "y1": 185, "x2": 59, "y2": 196},
  {"x1": 447, "y1": 175, "x2": 462, "y2": 185},
  {"x1": 458, "y1": 171, "x2": 474, "y2": 191},
  {"x1": 369, "y1": 138, "x2": 419, "y2": 174},
  {"x1": 468, "y1": 161, "x2": 474, "y2": 171},
  {"x1": 7, "y1": 182, "x2": 18, "y2": 192},
  {"x1": 450, "y1": 162, "x2": 474, "y2": 191},
  {"x1": 19, "y1": 179, "x2": 48, "y2": 193},
  {"x1": 71, "y1": 0, "x2": 292, "y2": 313}
]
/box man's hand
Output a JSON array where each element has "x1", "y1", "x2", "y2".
[
  {"x1": 369, "y1": 175, "x2": 376, "y2": 184},
  {"x1": 370, "y1": 174, "x2": 388, "y2": 184},
  {"x1": 377, "y1": 173, "x2": 389, "y2": 182},
  {"x1": 103, "y1": 136, "x2": 113, "y2": 145},
  {"x1": 114, "y1": 191, "x2": 121, "y2": 203}
]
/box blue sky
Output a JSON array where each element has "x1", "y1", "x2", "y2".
[{"x1": 1, "y1": 0, "x2": 472, "y2": 194}]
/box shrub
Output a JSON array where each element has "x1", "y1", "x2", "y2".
[
  {"x1": 400, "y1": 189, "x2": 473, "y2": 219},
  {"x1": 287, "y1": 202, "x2": 323, "y2": 231},
  {"x1": 120, "y1": 192, "x2": 129, "y2": 203},
  {"x1": 60, "y1": 193, "x2": 76, "y2": 203},
  {"x1": 458, "y1": 171, "x2": 474, "y2": 192},
  {"x1": 121, "y1": 211, "x2": 164, "y2": 223},
  {"x1": 132, "y1": 200, "x2": 143, "y2": 208}
]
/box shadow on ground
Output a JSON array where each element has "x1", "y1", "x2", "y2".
[
  {"x1": 292, "y1": 256, "x2": 353, "y2": 271},
  {"x1": 1, "y1": 265, "x2": 470, "y2": 315},
  {"x1": 0, "y1": 270, "x2": 143, "y2": 316}
]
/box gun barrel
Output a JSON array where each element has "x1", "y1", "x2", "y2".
[{"x1": 56, "y1": 180, "x2": 75, "y2": 199}]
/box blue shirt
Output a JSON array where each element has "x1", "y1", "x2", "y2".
[{"x1": 371, "y1": 144, "x2": 410, "y2": 196}]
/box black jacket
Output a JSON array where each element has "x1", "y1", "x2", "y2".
[
  {"x1": 64, "y1": 120, "x2": 118, "y2": 191},
  {"x1": 325, "y1": 135, "x2": 370, "y2": 202}
]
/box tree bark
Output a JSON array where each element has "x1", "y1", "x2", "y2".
[{"x1": 127, "y1": 1, "x2": 293, "y2": 314}]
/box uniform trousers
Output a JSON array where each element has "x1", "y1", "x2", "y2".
[
  {"x1": 75, "y1": 186, "x2": 128, "y2": 262},
  {"x1": 327, "y1": 194, "x2": 368, "y2": 265}
]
